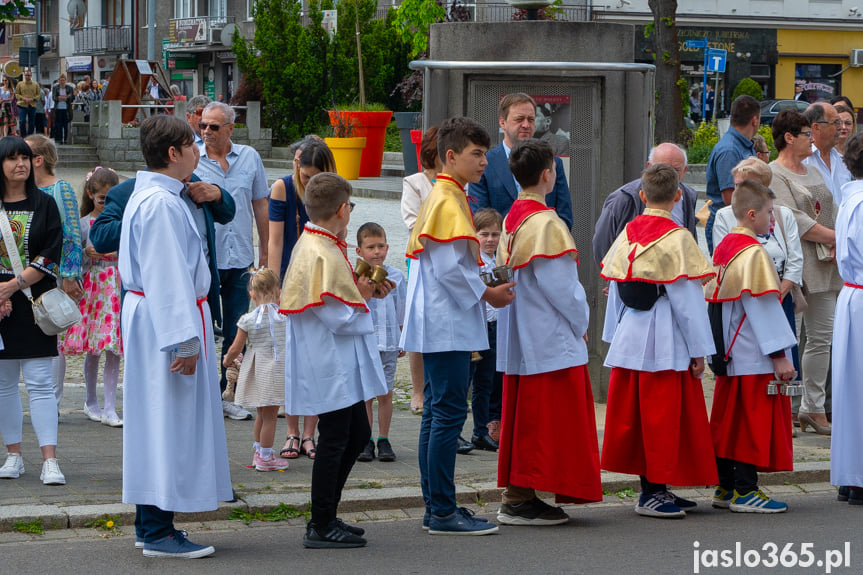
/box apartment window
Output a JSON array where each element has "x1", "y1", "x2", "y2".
[
  {"x1": 247, "y1": 0, "x2": 255, "y2": 20},
  {"x1": 175, "y1": 0, "x2": 194, "y2": 19},
  {"x1": 210, "y1": 0, "x2": 227, "y2": 22}
]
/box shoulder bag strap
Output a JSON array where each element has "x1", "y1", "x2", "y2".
[{"x1": 0, "y1": 202, "x2": 33, "y2": 299}]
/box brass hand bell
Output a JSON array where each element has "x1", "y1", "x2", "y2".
[{"x1": 355, "y1": 258, "x2": 389, "y2": 284}]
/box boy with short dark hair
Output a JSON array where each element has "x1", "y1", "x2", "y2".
[
  {"x1": 401, "y1": 117, "x2": 515, "y2": 536},
  {"x1": 470, "y1": 208, "x2": 505, "y2": 451},
  {"x1": 495, "y1": 139, "x2": 602, "y2": 526},
  {"x1": 600, "y1": 163, "x2": 719, "y2": 519},
  {"x1": 354, "y1": 222, "x2": 406, "y2": 463},
  {"x1": 706, "y1": 179, "x2": 797, "y2": 513},
  {"x1": 120, "y1": 114, "x2": 232, "y2": 558},
  {"x1": 280, "y1": 173, "x2": 390, "y2": 548}
]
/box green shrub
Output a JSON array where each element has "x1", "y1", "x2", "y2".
[
  {"x1": 732, "y1": 78, "x2": 763, "y2": 102},
  {"x1": 687, "y1": 121, "x2": 719, "y2": 164}
]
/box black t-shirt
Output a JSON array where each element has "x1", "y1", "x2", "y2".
[{"x1": 0, "y1": 189, "x2": 63, "y2": 359}]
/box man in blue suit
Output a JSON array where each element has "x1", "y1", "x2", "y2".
[
  {"x1": 469, "y1": 93, "x2": 573, "y2": 228},
  {"x1": 89, "y1": 174, "x2": 236, "y2": 332}
]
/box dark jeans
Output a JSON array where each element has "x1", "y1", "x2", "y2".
[
  {"x1": 135, "y1": 505, "x2": 175, "y2": 542},
  {"x1": 781, "y1": 293, "x2": 801, "y2": 378},
  {"x1": 18, "y1": 106, "x2": 35, "y2": 137},
  {"x1": 35, "y1": 112, "x2": 44, "y2": 134},
  {"x1": 218, "y1": 267, "x2": 251, "y2": 391},
  {"x1": 311, "y1": 400, "x2": 370, "y2": 527},
  {"x1": 419, "y1": 350, "x2": 471, "y2": 517},
  {"x1": 54, "y1": 108, "x2": 69, "y2": 143},
  {"x1": 470, "y1": 321, "x2": 502, "y2": 437},
  {"x1": 716, "y1": 457, "x2": 758, "y2": 494}
]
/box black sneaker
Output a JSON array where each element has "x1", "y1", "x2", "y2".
[
  {"x1": 497, "y1": 497, "x2": 569, "y2": 526},
  {"x1": 303, "y1": 521, "x2": 367, "y2": 549},
  {"x1": 356, "y1": 440, "x2": 375, "y2": 462},
  {"x1": 377, "y1": 438, "x2": 396, "y2": 462},
  {"x1": 457, "y1": 435, "x2": 475, "y2": 455},
  {"x1": 471, "y1": 434, "x2": 499, "y2": 452},
  {"x1": 849, "y1": 488, "x2": 863, "y2": 506},
  {"x1": 335, "y1": 518, "x2": 365, "y2": 536}
]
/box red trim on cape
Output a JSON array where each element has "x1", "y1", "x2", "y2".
[
  {"x1": 599, "y1": 270, "x2": 715, "y2": 284},
  {"x1": 625, "y1": 214, "x2": 681, "y2": 246},
  {"x1": 278, "y1": 293, "x2": 369, "y2": 315},
  {"x1": 436, "y1": 174, "x2": 465, "y2": 189},
  {"x1": 712, "y1": 232, "x2": 760, "y2": 267},
  {"x1": 511, "y1": 250, "x2": 579, "y2": 270},
  {"x1": 504, "y1": 199, "x2": 552, "y2": 234}
]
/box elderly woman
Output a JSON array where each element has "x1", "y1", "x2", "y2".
[
  {"x1": 835, "y1": 104, "x2": 856, "y2": 157},
  {"x1": 770, "y1": 109, "x2": 842, "y2": 436},
  {"x1": 267, "y1": 136, "x2": 335, "y2": 460},
  {"x1": 0, "y1": 136, "x2": 65, "y2": 485},
  {"x1": 832, "y1": 132, "x2": 863, "y2": 504}
]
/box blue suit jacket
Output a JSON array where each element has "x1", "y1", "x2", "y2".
[
  {"x1": 468, "y1": 143, "x2": 573, "y2": 228},
  {"x1": 89, "y1": 174, "x2": 236, "y2": 324}
]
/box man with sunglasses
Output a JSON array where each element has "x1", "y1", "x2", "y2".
[
  {"x1": 185, "y1": 94, "x2": 210, "y2": 145},
  {"x1": 194, "y1": 101, "x2": 270, "y2": 421},
  {"x1": 803, "y1": 102, "x2": 852, "y2": 202}
]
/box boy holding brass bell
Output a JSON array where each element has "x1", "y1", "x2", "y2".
[
  {"x1": 401, "y1": 117, "x2": 515, "y2": 536},
  {"x1": 354, "y1": 222, "x2": 405, "y2": 463},
  {"x1": 280, "y1": 173, "x2": 389, "y2": 548},
  {"x1": 705, "y1": 179, "x2": 797, "y2": 514},
  {"x1": 494, "y1": 139, "x2": 602, "y2": 526}
]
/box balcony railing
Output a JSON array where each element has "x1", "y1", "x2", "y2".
[{"x1": 72, "y1": 26, "x2": 133, "y2": 55}]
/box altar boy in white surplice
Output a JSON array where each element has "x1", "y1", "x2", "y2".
[{"x1": 119, "y1": 115, "x2": 231, "y2": 559}]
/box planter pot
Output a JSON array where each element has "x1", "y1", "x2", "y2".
[
  {"x1": 410, "y1": 130, "x2": 423, "y2": 172},
  {"x1": 325, "y1": 137, "x2": 367, "y2": 181},
  {"x1": 328, "y1": 110, "x2": 393, "y2": 177},
  {"x1": 395, "y1": 112, "x2": 422, "y2": 176}
]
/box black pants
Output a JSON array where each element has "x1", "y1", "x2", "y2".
[
  {"x1": 311, "y1": 400, "x2": 370, "y2": 527},
  {"x1": 717, "y1": 457, "x2": 758, "y2": 494},
  {"x1": 135, "y1": 505, "x2": 175, "y2": 543},
  {"x1": 640, "y1": 476, "x2": 667, "y2": 495},
  {"x1": 54, "y1": 108, "x2": 69, "y2": 143}
]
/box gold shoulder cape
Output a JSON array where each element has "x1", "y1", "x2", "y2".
[
  {"x1": 405, "y1": 174, "x2": 481, "y2": 265},
  {"x1": 498, "y1": 195, "x2": 578, "y2": 269},
  {"x1": 600, "y1": 209, "x2": 714, "y2": 284},
  {"x1": 279, "y1": 226, "x2": 367, "y2": 314},
  {"x1": 704, "y1": 228, "x2": 781, "y2": 301}
]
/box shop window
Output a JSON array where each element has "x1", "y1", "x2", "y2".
[{"x1": 795, "y1": 63, "x2": 841, "y2": 104}]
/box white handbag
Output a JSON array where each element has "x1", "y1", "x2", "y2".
[{"x1": 0, "y1": 202, "x2": 82, "y2": 335}]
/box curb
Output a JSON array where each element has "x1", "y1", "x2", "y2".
[{"x1": 0, "y1": 463, "x2": 831, "y2": 533}]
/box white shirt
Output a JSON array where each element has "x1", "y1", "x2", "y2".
[
  {"x1": 367, "y1": 265, "x2": 406, "y2": 352},
  {"x1": 803, "y1": 144, "x2": 853, "y2": 202},
  {"x1": 401, "y1": 172, "x2": 434, "y2": 231},
  {"x1": 837, "y1": 179, "x2": 863, "y2": 209},
  {"x1": 399, "y1": 239, "x2": 488, "y2": 353},
  {"x1": 496, "y1": 255, "x2": 588, "y2": 375}
]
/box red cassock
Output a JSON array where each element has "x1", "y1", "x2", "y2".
[
  {"x1": 710, "y1": 374, "x2": 793, "y2": 471},
  {"x1": 497, "y1": 365, "x2": 603, "y2": 504},
  {"x1": 601, "y1": 368, "x2": 719, "y2": 486}
]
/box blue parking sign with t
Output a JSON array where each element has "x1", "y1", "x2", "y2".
[{"x1": 707, "y1": 48, "x2": 727, "y2": 73}]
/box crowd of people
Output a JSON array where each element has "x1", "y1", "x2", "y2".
[{"x1": 0, "y1": 89, "x2": 860, "y2": 558}]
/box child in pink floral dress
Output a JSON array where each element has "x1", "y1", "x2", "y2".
[{"x1": 62, "y1": 167, "x2": 123, "y2": 427}]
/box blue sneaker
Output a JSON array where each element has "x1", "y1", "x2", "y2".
[
  {"x1": 142, "y1": 531, "x2": 215, "y2": 558},
  {"x1": 423, "y1": 507, "x2": 488, "y2": 530},
  {"x1": 730, "y1": 489, "x2": 787, "y2": 514},
  {"x1": 712, "y1": 487, "x2": 734, "y2": 509},
  {"x1": 428, "y1": 508, "x2": 498, "y2": 536},
  {"x1": 635, "y1": 492, "x2": 686, "y2": 518},
  {"x1": 666, "y1": 490, "x2": 697, "y2": 510},
  {"x1": 136, "y1": 529, "x2": 187, "y2": 549}
]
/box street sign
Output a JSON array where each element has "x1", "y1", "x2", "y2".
[
  {"x1": 707, "y1": 48, "x2": 727, "y2": 73},
  {"x1": 684, "y1": 39, "x2": 708, "y2": 49}
]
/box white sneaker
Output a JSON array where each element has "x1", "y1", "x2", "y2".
[
  {"x1": 40, "y1": 458, "x2": 66, "y2": 485},
  {"x1": 0, "y1": 453, "x2": 24, "y2": 479},
  {"x1": 222, "y1": 400, "x2": 253, "y2": 420}
]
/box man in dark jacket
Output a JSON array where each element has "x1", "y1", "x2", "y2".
[
  {"x1": 592, "y1": 143, "x2": 698, "y2": 267},
  {"x1": 89, "y1": 175, "x2": 235, "y2": 327}
]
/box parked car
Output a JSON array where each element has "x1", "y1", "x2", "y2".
[{"x1": 760, "y1": 99, "x2": 809, "y2": 126}]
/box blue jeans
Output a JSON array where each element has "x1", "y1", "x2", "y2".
[
  {"x1": 218, "y1": 267, "x2": 251, "y2": 391},
  {"x1": 470, "y1": 321, "x2": 502, "y2": 437},
  {"x1": 18, "y1": 106, "x2": 35, "y2": 137},
  {"x1": 135, "y1": 505, "x2": 174, "y2": 542},
  {"x1": 419, "y1": 351, "x2": 471, "y2": 517}
]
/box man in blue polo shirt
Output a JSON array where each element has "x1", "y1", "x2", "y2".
[{"x1": 705, "y1": 95, "x2": 760, "y2": 253}]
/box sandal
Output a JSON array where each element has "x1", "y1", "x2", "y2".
[
  {"x1": 280, "y1": 435, "x2": 300, "y2": 459},
  {"x1": 301, "y1": 437, "x2": 317, "y2": 460}
]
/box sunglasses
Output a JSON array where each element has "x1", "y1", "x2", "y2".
[{"x1": 198, "y1": 122, "x2": 230, "y2": 132}]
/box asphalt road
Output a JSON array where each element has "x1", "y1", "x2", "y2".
[{"x1": 3, "y1": 490, "x2": 861, "y2": 575}]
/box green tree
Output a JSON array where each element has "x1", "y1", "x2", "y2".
[
  {"x1": 392, "y1": 0, "x2": 446, "y2": 59},
  {"x1": 732, "y1": 78, "x2": 763, "y2": 102},
  {"x1": 0, "y1": 2, "x2": 31, "y2": 23}
]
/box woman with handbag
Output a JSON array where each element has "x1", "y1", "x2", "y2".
[
  {"x1": 0, "y1": 136, "x2": 66, "y2": 485},
  {"x1": 770, "y1": 109, "x2": 842, "y2": 436}
]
